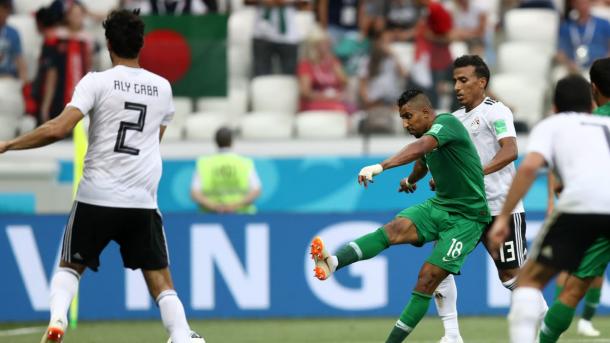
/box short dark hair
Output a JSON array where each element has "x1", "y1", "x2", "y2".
[
  {"x1": 103, "y1": 10, "x2": 144, "y2": 59},
  {"x1": 215, "y1": 127, "x2": 233, "y2": 148},
  {"x1": 590, "y1": 57, "x2": 610, "y2": 98},
  {"x1": 397, "y1": 89, "x2": 426, "y2": 108},
  {"x1": 453, "y1": 55, "x2": 491, "y2": 88},
  {"x1": 554, "y1": 74, "x2": 592, "y2": 113}
]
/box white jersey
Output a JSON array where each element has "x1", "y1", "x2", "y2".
[
  {"x1": 453, "y1": 97, "x2": 524, "y2": 215},
  {"x1": 527, "y1": 113, "x2": 610, "y2": 214},
  {"x1": 67, "y1": 65, "x2": 174, "y2": 209}
]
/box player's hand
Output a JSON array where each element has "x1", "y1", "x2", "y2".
[
  {"x1": 429, "y1": 178, "x2": 436, "y2": 191},
  {"x1": 358, "y1": 164, "x2": 383, "y2": 188},
  {"x1": 0, "y1": 141, "x2": 8, "y2": 154},
  {"x1": 398, "y1": 178, "x2": 417, "y2": 193},
  {"x1": 488, "y1": 215, "x2": 510, "y2": 259}
]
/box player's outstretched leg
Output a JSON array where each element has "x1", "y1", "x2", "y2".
[
  {"x1": 310, "y1": 218, "x2": 419, "y2": 281},
  {"x1": 434, "y1": 274, "x2": 463, "y2": 343},
  {"x1": 41, "y1": 265, "x2": 82, "y2": 343},
  {"x1": 386, "y1": 262, "x2": 450, "y2": 342},
  {"x1": 145, "y1": 268, "x2": 193, "y2": 343},
  {"x1": 310, "y1": 227, "x2": 391, "y2": 280}
]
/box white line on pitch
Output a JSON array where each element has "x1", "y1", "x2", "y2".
[{"x1": 0, "y1": 326, "x2": 45, "y2": 336}]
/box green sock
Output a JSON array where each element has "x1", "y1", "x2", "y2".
[
  {"x1": 553, "y1": 285, "x2": 564, "y2": 300},
  {"x1": 539, "y1": 300, "x2": 576, "y2": 343},
  {"x1": 582, "y1": 287, "x2": 601, "y2": 321},
  {"x1": 336, "y1": 227, "x2": 390, "y2": 270},
  {"x1": 385, "y1": 292, "x2": 432, "y2": 343}
]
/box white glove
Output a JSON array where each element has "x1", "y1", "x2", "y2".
[{"x1": 358, "y1": 164, "x2": 383, "y2": 183}]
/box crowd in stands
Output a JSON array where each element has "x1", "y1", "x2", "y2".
[{"x1": 0, "y1": 0, "x2": 609, "y2": 140}]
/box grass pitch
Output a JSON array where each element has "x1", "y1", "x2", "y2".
[{"x1": 2, "y1": 316, "x2": 610, "y2": 342}]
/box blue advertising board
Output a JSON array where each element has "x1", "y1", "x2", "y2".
[
  {"x1": 3, "y1": 212, "x2": 610, "y2": 322},
  {"x1": 57, "y1": 157, "x2": 550, "y2": 214}
]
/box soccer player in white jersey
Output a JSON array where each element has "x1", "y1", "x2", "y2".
[
  {"x1": 0, "y1": 10, "x2": 199, "y2": 343},
  {"x1": 489, "y1": 74, "x2": 610, "y2": 343},
  {"x1": 432, "y1": 55, "x2": 546, "y2": 343}
]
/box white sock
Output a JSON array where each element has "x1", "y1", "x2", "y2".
[
  {"x1": 49, "y1": 267, "x2": 80, "y2": 328},
  {"x1": 509, "y1": 287, "x2": 544, "y2": 343},
  {"x1": 434, "y1": 274, "x2": 461, "y2": 339},
  {"x1": 328, "y1": 256, "x2": 338, "y2": 272},
  {"x1": 502, "y1": 276, "x2": 518, "y2": 291},
  {"x1": 157, "y1": 290, "x2": 191, "y2": 343}
]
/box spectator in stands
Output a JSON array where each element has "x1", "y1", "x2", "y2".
[
  {"x1": 317, "y1": 0, "x2": 363, "y2": 44},
  {"x1": 449, "y1": 0, "x2": 487, "y2": 56},
  {"x1": 246, "y1": 0, "x2": 306, "y2": 77},
  {"x1": 357, "y1": 31, "x2": 407, "y2": 133},
  {"x1": 0, "y1": 0, "x2": 27, "y2": 84},
  {"x1": 34, "y1": 1, "x2": 95, "y2": 124},
  {"x1": 557, "y1": 0, "x2": 610, "y2": 73},
  {"x1": 415, "y1": 0, "x2": 455, "y2": 110},
  {"x1": 381, "y1": 0, "x2": 424, "y2": 41},
  {"x1": 191, "y1": 127, "x2": 262, "y2": 214},
  {"x1": 298, "y1": 26, "x2": 349, "y2": 112},
  {"x1": 120, "y1": 0, "x2": 218, "y2": 14}
]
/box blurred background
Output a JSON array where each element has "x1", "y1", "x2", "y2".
[{"x1": 1, "y1": 0, "x2": 610, "y2": 339}]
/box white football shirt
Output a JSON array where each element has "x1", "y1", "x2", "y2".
[
  {"x1": 453, "y1": 97, "x2": 524, "y2": 215},
  {"x1": 67, "y1": 65, "x2": 174, "y2": 209},
  {"x1": 527, "y1": 113, "x2": 610, "y2": 214}
]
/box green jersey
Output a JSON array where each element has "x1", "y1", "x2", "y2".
[
  {"x1": 594, "y1": 102, "x2": 610, "y2": 116},
  {"x1": 423, "y1": 113, "x2": 490, "y2": 223}
]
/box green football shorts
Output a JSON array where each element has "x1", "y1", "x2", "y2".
[
  {"x1": 397, "y1": 199, "x2": 486, "y2": 274},
  {"x1": 573, "y1": 237, "x2": 610, "y2": 279}
]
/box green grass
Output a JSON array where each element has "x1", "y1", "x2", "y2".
[{"x1": 2, "y1": 316, "x2": 610, "y2": 342}]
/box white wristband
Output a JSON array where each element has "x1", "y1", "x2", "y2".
[{"x1": 359, "y1": 163, "x2": 383, "y2": 181}]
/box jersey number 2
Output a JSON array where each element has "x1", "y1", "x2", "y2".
[{"x1": 114, "y1": 102, "x2": 147, "y2": 155}]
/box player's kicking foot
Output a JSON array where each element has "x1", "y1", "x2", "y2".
[
  {"x1": 310, "y1": 236, "x2": 333, "y2": 280},
  {"x1": 438, "y1": 336, "x2": 464, "y2": 343},
  {"x1": 40, "y1": 318, "x2": 67, "y2": 343},
  {"x1": 577, "y1": 318, "x2": 600, "y2": 337}
]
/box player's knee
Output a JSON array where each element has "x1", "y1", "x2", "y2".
[
  {"x1": 59, "y1": 260, "x2": 86, "y2": 275},
  {"x1": 384, "y1": 218, "x2": 418, "y2": 245},
  {"x1": 498, "y1": 268, "x2": 519, "y2": 284},
  {"x1": 415, "y1": 268, "x2": 445, "y2": 294}
]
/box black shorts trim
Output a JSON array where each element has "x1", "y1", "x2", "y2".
[
  {"x1": 531, "y1": 212, "x2": 610, "y2": 272},
  {"x1": 483, "y1": 212, "x2": 527, "y2": 270},
  {"x1": 60, "y1": 201, "x2": 169, "y2": 272}
]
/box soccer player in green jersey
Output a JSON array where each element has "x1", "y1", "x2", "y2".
[
  {"x1": 309, "y1": 89, "x2": 491, "y2": 343},
  {"x1": 543, "y1": 57, "x2": 610, "y2": 341}
]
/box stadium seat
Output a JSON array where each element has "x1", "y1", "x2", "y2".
[
  {"x1": 389, "y1": 42, "x2": 415, "y2": 71},
  {"x1": 295, "y1": 10, "x2": 316, "y2": 38},
  {"x1": 80, "y1": 0, "x2": 119, "y2": 14},
  {"x1": 173, "y1": 96, "x2": 193, "y2": 122},
  {"x1": 240, "y1": 112, "x2": 293, "y2": 139},
  {"x1": 250, "y1": 75, "x2": 299, "y2": 115},
  {"x1": 8, "y1": 14, "x2": 42, "y2": 81},
  {"x1": 295, "y1": 110, "x2": 349, "y2": 138},
  {"x1": 498, "y1": 42, "x2": 552, "y2": 78},
  {"x1": 490, "y1": 73, "x2": 547, "y2": 129},
  {"x1": 184, "y1": 112, "x2": 230, "y2": 140},
  {"x1": 504, "y1": 9, "x2": 559, "y2": 52},
  {"x1": 450, "y1": 41, "x2": 469, "y2": 59},
  {"x1": 229, "y1": 43, "x2": 251, "y2": 83},
  {"x1": 13, "y1": 0, "x2": 53, "y2": 15},
  {"x1": 0, "y1": 117, "x2": 17, "y2": 140},
  {"x1": 0, "y1": 78, "x2": 25, "y2": 118},
  {"x1": 196, "y1": 97, "x2": 230, "y2": 113},
  {"x1": 228, "y1": 8, "x2": 256, "y2": 46}
]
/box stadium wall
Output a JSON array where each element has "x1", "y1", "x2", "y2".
[{"x1": 4, "y1": 212, "x2": 610, "y2": 322}]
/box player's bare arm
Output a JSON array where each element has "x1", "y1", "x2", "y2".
[
  {"x1": 482, "y1": 137, "x2": 518, "y2": 175},
  {"x1": 159, "y1": 125, "x2": 167, "y2": 141},
  {"x1": 357, "y1": 136, "x2": 437, "y2": 187},
  {"x1": 489, "y1": 152, "x2": 546, "y2": 250},
  {"x1": 0, "y1": 106, "x2": 83, "y2": 153}
]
